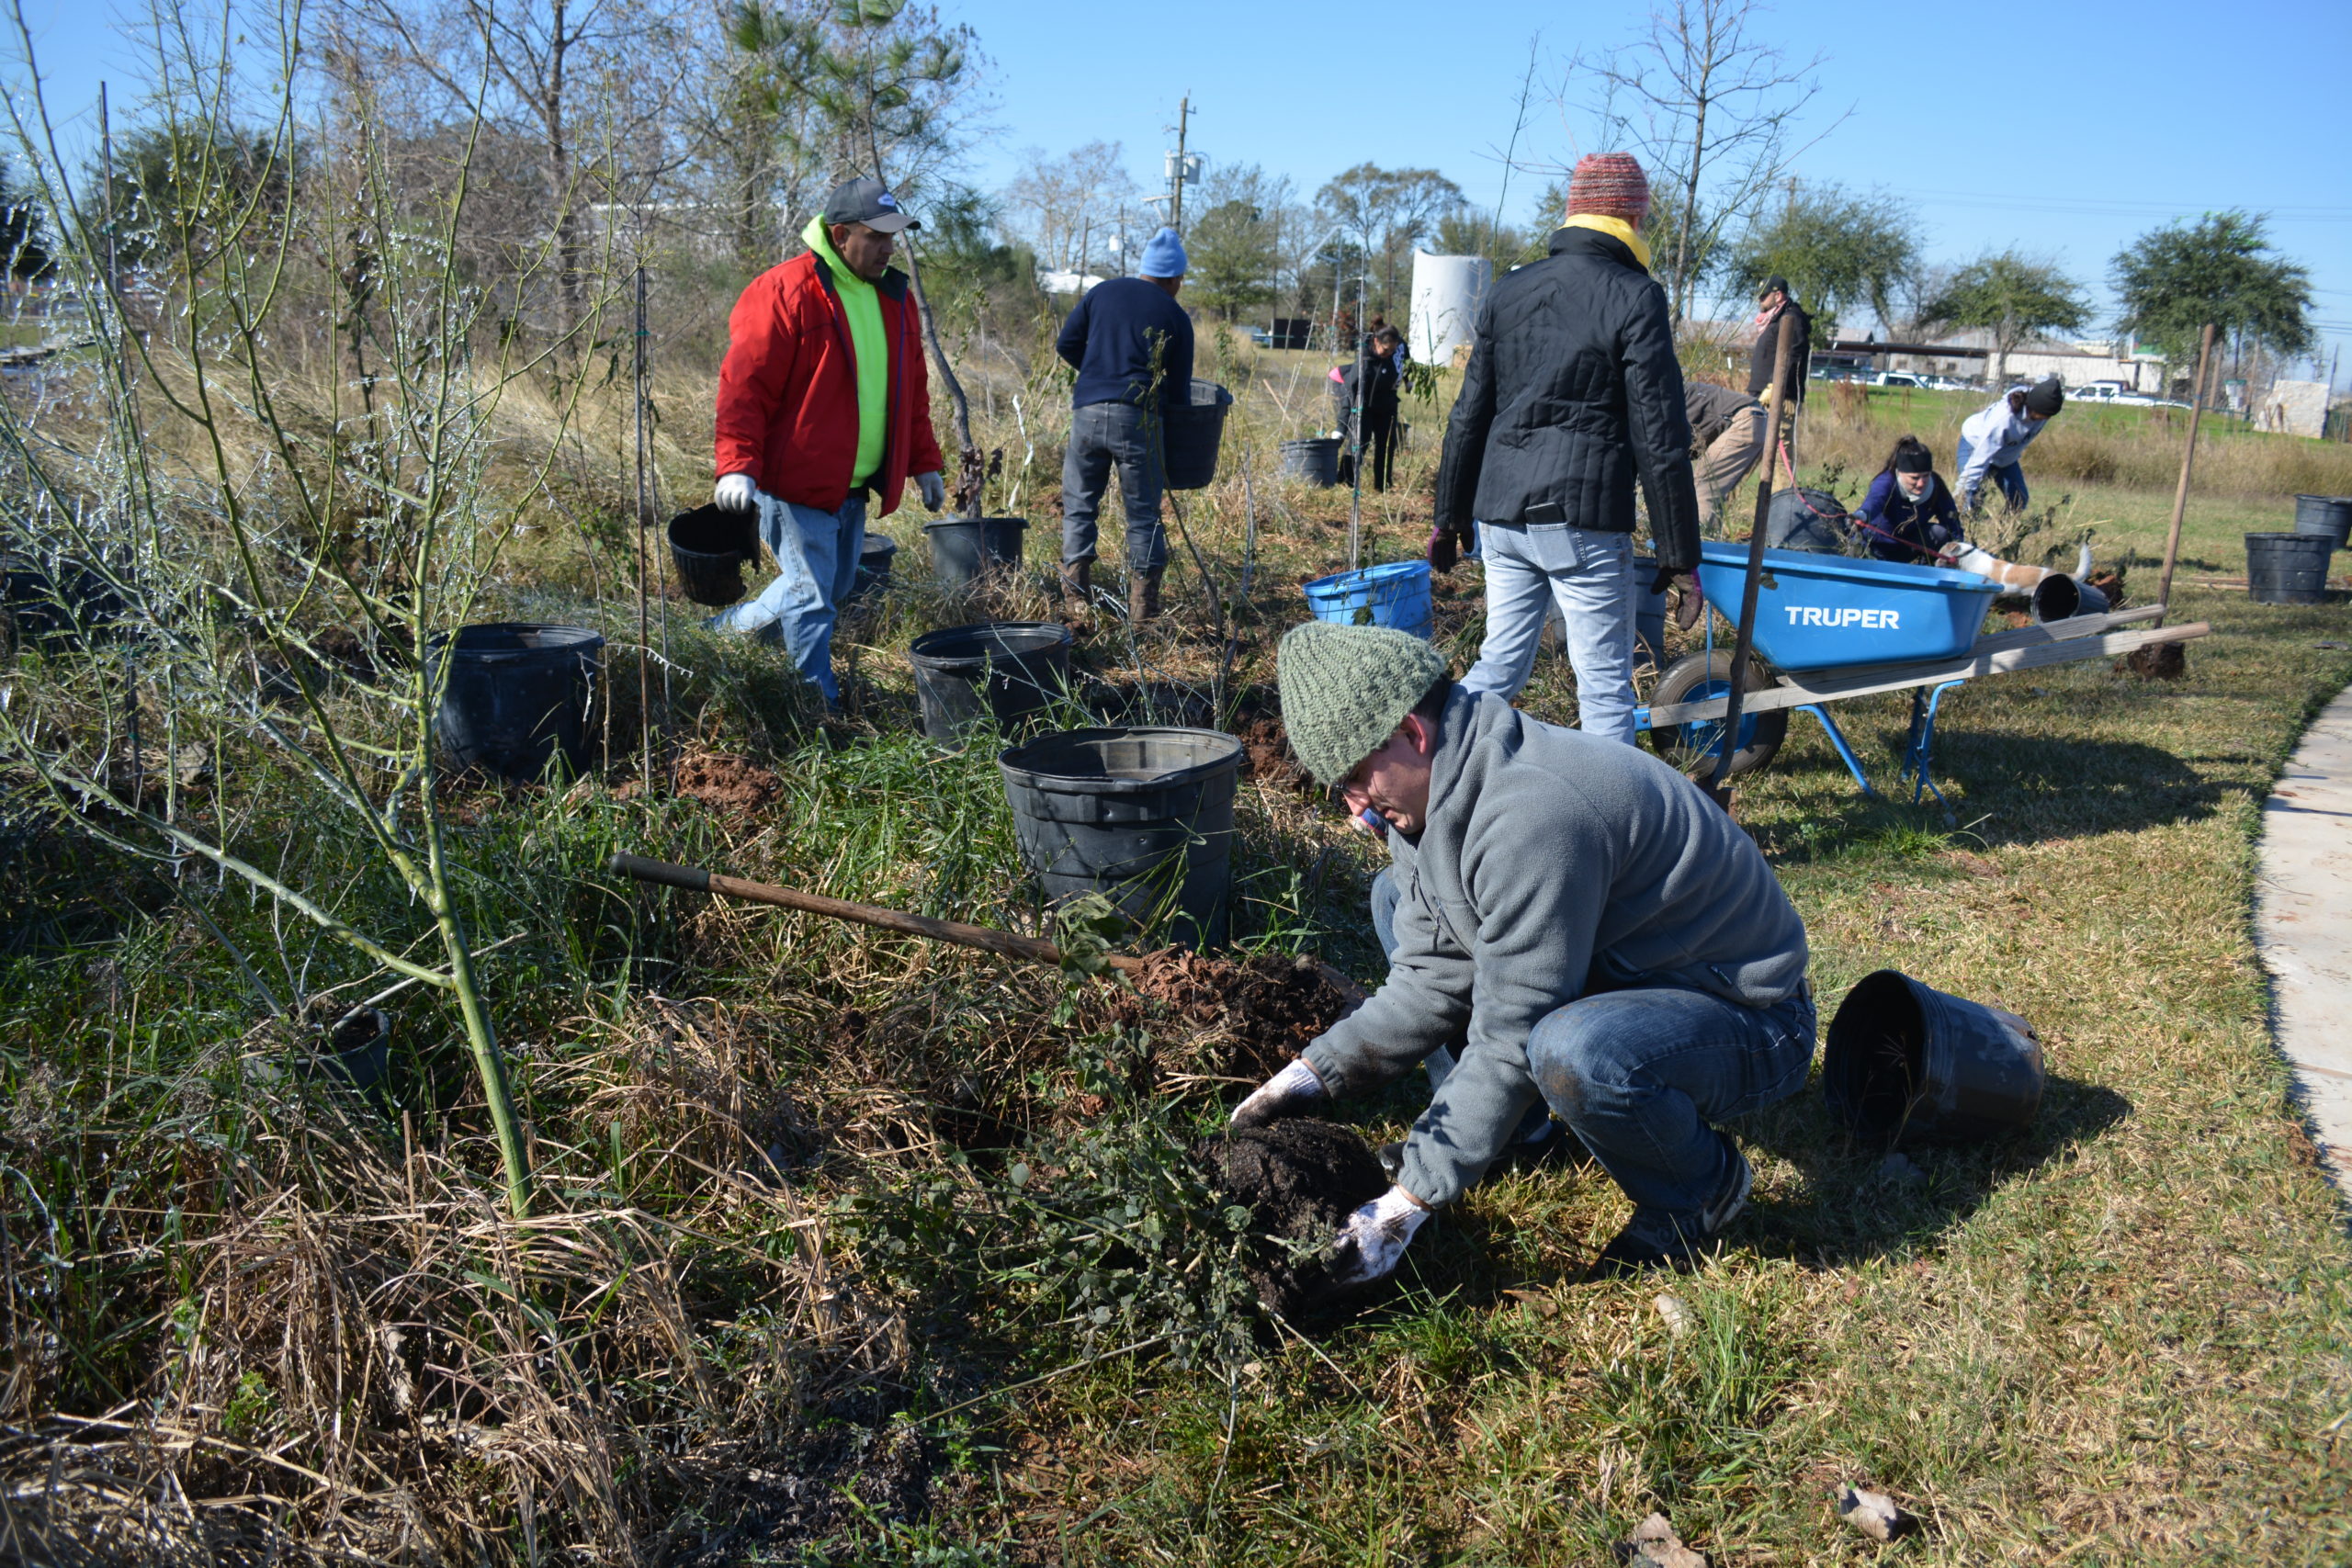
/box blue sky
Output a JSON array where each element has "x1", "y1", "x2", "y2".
[{"x1": 15, "y1": 0, "x2": 2351, "y2": 384}]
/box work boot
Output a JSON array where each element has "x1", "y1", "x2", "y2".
[
  {"x1": 1058, "y1": 560, "x2": 1092, "y2": 619},
  {"x1": 1130, "y1": 566, "x2": 1164, "y2": 622}
]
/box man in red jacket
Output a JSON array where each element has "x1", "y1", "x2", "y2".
[{"x1": 712, "y1": 176, "x2": 945, "y2": 705}]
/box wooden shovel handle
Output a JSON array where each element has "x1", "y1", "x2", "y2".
[
  {"x1": 606, "y1": 853, "x2": 1365, "y2": 1007},
  {"x1": 608, "y1": 852, "x2": 1143, "y2": 973}
]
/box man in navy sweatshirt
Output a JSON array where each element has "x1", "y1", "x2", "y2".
[{"x1": 1056, "y1": 227, "x2": 1194, "y2": 621}]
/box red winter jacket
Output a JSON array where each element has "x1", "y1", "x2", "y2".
[{"x1": 714, "y1": 252, "x2": 944, "y2": 516}]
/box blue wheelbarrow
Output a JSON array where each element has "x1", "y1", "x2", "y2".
[{"x1": 1635, "y1": 542, "x2": 2205, "y2": 811}]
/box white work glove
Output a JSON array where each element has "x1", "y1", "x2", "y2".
[
  {"x1": 1329, "y1": 1184, "x2": 1430, "y2": 1286},
  {"x1": 1229, "y1": 1057, "x2": 1325, "y2": 1131},
  {"x1": 916, "y1": 471, "x2": 945, "y2": 511},
  {"x1": 714, "y1": 472, "x2": 758, "y2": 512}
]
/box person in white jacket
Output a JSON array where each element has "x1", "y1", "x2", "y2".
[{"x1": 1955, "y1": 377, "x2": 2064, "y2": 513}]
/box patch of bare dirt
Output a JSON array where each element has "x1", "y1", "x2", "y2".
[
  {"x1": 616, "y1": 749, "x2": 783, "y2": 819},
  {"x1": 1123, "y1": 949, "x2": 1360, "y2": 1085},
  {"x1": 2120, "y1": 640, "x2": 2187, "y2": 680},
  {"x1": 1237, "y1": 713, "x2": 1308, "y2": 792}
]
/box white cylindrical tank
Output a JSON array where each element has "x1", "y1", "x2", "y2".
[{"x1": 1409, "y1": 253, "x2": 1492, "y2": 367}]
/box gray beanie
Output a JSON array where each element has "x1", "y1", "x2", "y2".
[{"x1": 1277, "y1": 622, "x2": 1450, "y2": 786}]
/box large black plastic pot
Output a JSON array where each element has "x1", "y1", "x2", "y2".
[
  {"x1": 431, "y1": 624, "x2": 604, "y2": 781},
  {"x1": 926, "y1": 516, "x2": 1027, "y2": 592},
  {"x1": 1823, "y1": 969, "x2": 2045, "y2": 1147},
  {"x1": 847, "y1": 534, "x2": 899, "y2": 604},
  {"x1": 907, "y1": 621, "x2": 1074, "y2": 741},
  {"x1": 3, "y1": 555, "x2": 123, "y2": 650},
  {"x1": 1164, "y1": 379, "x2": 1234, "y2": 491},
  {"x1": 669, "y1": 504, "x2": 758, "y2": 607},
  {"x1": 1279, "y1": 437, "x2": 1340, "y2": 487},
  {"x1": 998, "y1": 726, "x2": 1244, "y2": 950},
  {"x1": 2291, "y1": 493, "x2": 2352, "y2": 547},
  {"x1": 2245, "y1": 532, "x2": 2335, "y2": 605}
]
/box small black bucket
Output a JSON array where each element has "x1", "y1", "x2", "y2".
[
  {"x1": 1164, "y1": 379, "x2": 1233, "y2": 491},
  {"x1": 848, "y1": 534, "x2": 899, "y2": 604},
  {"x1": 1823, "y1": 969, "x2": 2045, "y2": 1147},
  {"x1": 1279, "y1": 437, "x2": 1340, "y2": 487},
  {"x1": 2245, "y1": 532, "x2": 2335, "y2": 605},
  {"x1": 926, "y1": 516, "x2": 1027, "y2": 593},
  {"x1": 907, "y1": 621, "x2": 1074, "y2": 741},
  {"x1": 431, "y1": 623, "x2": 605, "y2": 782},
  {"x1": 998, "y1": 726, "x2": 1245, "y2": 950},
  {"x1": 669, "y1": 504, "x2": 758, "y2": 607},
  {"x1": 2291, "y1": 493, "x2": 2352, "y2": 548}
]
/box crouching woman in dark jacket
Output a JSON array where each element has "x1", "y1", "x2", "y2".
[{"x1": 1851, "y1": 434, "x2": 1964, "y2": 563}]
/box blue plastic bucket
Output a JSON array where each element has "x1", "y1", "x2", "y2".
[
  {"x1": 1693, "y1": 541, "x2": 1997, "y2": 673},
  {"x1": 1300, "y1": 560, "x2": 1433, "y2": 638}
]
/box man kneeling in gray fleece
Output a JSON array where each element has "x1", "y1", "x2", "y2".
[{"x1": 1234, "y1": 622, "x2": 1814, "y2": 1282}]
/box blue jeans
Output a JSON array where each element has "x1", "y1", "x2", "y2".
[
  {"x1": 1955, "y1": 437, "x2": 2029, "y2": 511},
  {"x1": 1529, "y1": 985, "x2": 1814, "y2": 1240},
  {"x1": 1060, "y1": 400, "x2": 1168, "y2": 572},
  {"x1": 711, "y1": 492, "x2": 865, "y2": 702},
  {"x1": 1459, "y1": 521, "x2": 1638, "y2": 744},
  {"x1": 1372, "y1": 868, "x2": 1815, "y2": 1232}
]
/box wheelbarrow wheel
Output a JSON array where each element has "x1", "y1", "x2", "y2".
[{"x1": 1649, "y1": 650, "x2": 1788, "y2": 778}]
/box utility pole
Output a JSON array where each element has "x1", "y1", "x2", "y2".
[{"x1": 1170, "y1": 96, "x2": 1191, "y2": 231}]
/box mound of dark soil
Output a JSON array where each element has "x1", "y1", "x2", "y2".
[
  {"x1": 1127, "y1": 950, "x2": 1360, "y2": 1083},
  {"x1": 1194, "y1": 1118, "x2": 1389, "y2": 1316}
]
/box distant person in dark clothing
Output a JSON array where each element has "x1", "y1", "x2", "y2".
[
  {"x1": 1747, "y1": 276, "x2": 1811, "y2": 408},
  {"x1": 1056, "y1": 226, "x2": 1194, "y2": 620},
  {"x1": 1331, "y1": 327, "x2": 1404, "y2": 491},
  {"x1": 1851, "y1": 434, "x2": 1965, "y2": 562}
]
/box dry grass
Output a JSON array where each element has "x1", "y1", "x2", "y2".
[{"x1": 6, "y1": 308, "x2": 2350, "y2": 1566}]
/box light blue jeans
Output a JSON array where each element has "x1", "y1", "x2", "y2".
[
  {"x1": 710, "y1": 492, "x2": 865, "y2": 703},
  {"x1": 1459, "y1": 521, "x2": 1639, "y2": 744}
]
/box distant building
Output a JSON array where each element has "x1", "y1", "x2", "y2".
[
  {"x1": 1037, "y1": 269, "x2": 1109, "y2": 297},
  {"x1": 2255, "y1": 379, "x2": 2330, "y2": 438}
]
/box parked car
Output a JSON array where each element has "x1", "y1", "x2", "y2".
[{"x1": 1872, "y1": 371, "x2": 1928, "y2": 389}]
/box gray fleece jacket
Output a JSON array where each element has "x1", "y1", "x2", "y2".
[{"x1": 1303, "y1": 688, "x2": 1809, "y2": 1209}]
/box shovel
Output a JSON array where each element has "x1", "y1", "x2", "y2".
[{"x1": 607, "y1": 852, "x2": 1363, "y2": 1001}]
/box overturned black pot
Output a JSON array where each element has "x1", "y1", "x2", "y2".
[{"x1": 1823, "y1": 969, "x2": 2044, "y2": 1148}]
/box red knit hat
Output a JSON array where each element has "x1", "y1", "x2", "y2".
[{"x1": 1566, "y1": 152, "x2": 1650, "y2": 223}]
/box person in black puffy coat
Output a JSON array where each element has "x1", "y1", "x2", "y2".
[{"x1": 1431, "y1": 152, "x2": 1702, "y2": 741}]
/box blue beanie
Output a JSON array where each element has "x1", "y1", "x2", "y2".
[{"x1": 1137, "y1": 227, "x2": 1188, "y2": 279}]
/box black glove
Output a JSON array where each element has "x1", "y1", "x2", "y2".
[
  {"x1": 1653, "y1": 566, "x2": 1703, "y2": 631},
  {"x1": 1427, "y1": 523, "x2": 1459, "y2": 574}
]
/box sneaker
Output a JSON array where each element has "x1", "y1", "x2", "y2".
[{"x1": 1584, "y1": 1138, "x2": 1752, "y2": 1280}]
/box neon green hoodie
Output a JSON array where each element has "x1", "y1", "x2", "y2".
[{"x1": 803, "y1": 214, "x2": 888, "y2": 487}]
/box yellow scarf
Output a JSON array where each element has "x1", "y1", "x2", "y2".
[{"x1": 1561, "y1": 212, "x2": 1652, "y2": 271}]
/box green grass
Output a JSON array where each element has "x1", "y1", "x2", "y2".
[{"x1": 5, "y1": 332, "x2": 2349, "y2": 1565}]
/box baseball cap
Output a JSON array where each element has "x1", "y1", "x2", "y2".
[{"x1": 820, "y1": 176, "x2": 919, "y2": 234}]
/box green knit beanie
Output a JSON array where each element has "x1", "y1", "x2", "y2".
[{"x1": 1277, "y1": 622, "x2": 1450, "y2": 786}]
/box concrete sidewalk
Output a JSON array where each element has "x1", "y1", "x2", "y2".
[{"x1": 2257, "y1": 681, "x2": 2352, "y2": 1198}]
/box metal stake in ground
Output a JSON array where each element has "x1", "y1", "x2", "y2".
[
  {"x1": 2155, "y1": 321, "x2": 2218, "y2": 626},
  {"x1": 1707, "y1": 321, "x2": 1802, "y2": 808}
]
